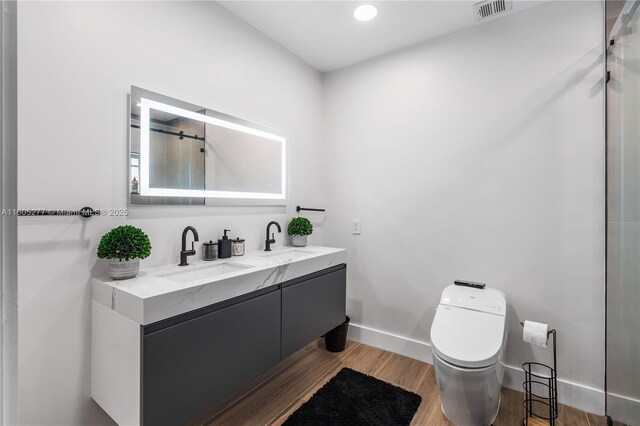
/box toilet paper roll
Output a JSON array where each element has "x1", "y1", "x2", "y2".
[{"x1": 523, "y1": 320, "x2": 549, "y2": 348}]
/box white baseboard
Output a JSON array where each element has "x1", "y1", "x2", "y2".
[
  {"x1": 607, "y1": 391, "x2": 640, "y2": 425},
  {"x1": 347, "y1": 322, "x2": 605, "y2": 415},
  {"x1": 347, "y1": 322, "x2": 433, "y2": 364}
]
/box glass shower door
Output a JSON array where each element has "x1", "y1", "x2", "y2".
[{"x1": 606, "y1": 1, "x2": 640, "y2": 424}]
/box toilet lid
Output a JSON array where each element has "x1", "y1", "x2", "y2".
[
  {"x1": 440, "y1": 285, "x2": 506, "y2": 316},
  {"x1": 430, "y1": 305, "x2": 506, "y2": 368}
]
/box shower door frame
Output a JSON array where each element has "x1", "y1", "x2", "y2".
[{"x1": 0, "y1": 1, "x2": 18, "y2": 425}]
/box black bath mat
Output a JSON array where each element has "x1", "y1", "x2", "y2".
[{"x1": 283, "y1": 367, "x2": 422, "y2": 426}]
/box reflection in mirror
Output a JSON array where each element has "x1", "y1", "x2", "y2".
[
  {"x1": 204, "y1": 113, "x2": 283, "y2": 195},
  {"x1": 129, "y1": 86, "x2": 287, "y2": 205}
]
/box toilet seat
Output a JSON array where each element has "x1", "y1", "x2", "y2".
[
  {"x1": 431, "y1": 305, "x2": 505, "y2": 368},
  {"x1": 432, "y1": 351, "x2": 497, "y2": 375}
]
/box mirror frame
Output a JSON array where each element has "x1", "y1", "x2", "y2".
[{"x1": 129, "y1": 87, "x2": 289, "y2": 206}]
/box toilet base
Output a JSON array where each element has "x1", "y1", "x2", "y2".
[
  {"x1": 440, "y1": 395, "x2": 501, "y2": 426},
  {"x1": 433, "y1": 353, "x2": 504, "y2": 426}
]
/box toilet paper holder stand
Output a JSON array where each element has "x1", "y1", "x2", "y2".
[{"x1": 520, "y1": 322, "x2": 558, "y2": 426}]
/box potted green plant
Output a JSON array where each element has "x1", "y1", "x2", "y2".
[
  {"x1": 97, "y1": 225, "x2": 152, "y2": 280},
  {"x1": 287, "y1": 217, "x2": 313, "y2": 247}
]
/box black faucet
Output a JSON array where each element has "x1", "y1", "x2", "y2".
[
  {"x1": 265, "y1": 221, "x2": 282, "y2": 252},
  {"x1": 179, "y1": 226, "x2": 199, "y2": 266}
]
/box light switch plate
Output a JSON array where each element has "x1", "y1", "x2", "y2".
[{"x1": 353, "y1": 220, "x2": 361, "y2": 235}]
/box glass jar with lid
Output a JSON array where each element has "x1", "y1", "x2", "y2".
[
  {"x1": 231, "y1": 237, "x2": 245, "y2": 256},
  {"x1": 202, "y1": 240, "x2": 218, "y2": 261}
]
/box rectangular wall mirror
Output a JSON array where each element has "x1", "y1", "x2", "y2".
[{"x1": 129, "y1": 86, "x2": 288, "y2": 206}]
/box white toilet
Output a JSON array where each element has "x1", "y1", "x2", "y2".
[{"x1": 430, "y1": 285, "x2": 507, "y2": 426}]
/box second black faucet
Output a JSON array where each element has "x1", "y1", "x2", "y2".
[{"x1": 265, "y1": 221, "x2": 282, "y2": 251}]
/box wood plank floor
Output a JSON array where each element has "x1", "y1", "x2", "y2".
[{"x1": 202, "y1": 339, "x2": 618, "y2": 426}]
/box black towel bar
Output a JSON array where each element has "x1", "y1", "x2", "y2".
[
  {"x1": 296, "y1": 206, "x2": 325, "y2": 213},
  {"x1": 17, "y1": 207, "x2": 100, "y2": 219}
]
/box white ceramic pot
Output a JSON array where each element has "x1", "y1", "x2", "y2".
[
  {"x1": 291, "y1": 235, "x2": 308, "y2": 247},
  {"x1": 108, "y1": 259, "x2": 140, "y2": 280}
]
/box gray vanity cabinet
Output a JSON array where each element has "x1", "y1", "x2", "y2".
[
  {"x1": 282, "y1": 265, "x2": 347, "y2": 358},
  {"x1": 136, "y1": 264, "x2": 346, "y2": 426},
  {"x1": 142, "y1": 287, "x2": 281, "y2": 426}
]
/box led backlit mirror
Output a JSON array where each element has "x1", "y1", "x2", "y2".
[{"x1": 129, "y1": 86, "x2": 287, "y2": 205}]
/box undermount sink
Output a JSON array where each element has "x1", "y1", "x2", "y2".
[
  {"x1": 258, "y1": 249, "x2": 318, "y2": 262},
  {"x1": 159, "y1": 262, "x2": 253, "y2": 284}
]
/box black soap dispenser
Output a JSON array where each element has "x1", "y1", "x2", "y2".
[{"x1": 218, "y1": 229, "x2": 232, "y2": 259}]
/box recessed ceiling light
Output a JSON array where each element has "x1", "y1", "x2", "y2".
[{"x1": 354, "y1": 4, "x2": 378, "y2": 22}]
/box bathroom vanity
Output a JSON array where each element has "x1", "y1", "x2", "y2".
[{"x1": 91, "y1": 246, "x2": 346, "y2": 426}]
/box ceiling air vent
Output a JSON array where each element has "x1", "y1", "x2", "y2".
[{"x1": 473, "y1": 0, "x2": 512, "y2": 20}]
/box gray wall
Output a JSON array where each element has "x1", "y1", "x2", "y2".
[
  {"x1": 16, "y1": 2, "x2": 324, "y2": 424},
  {"x1": 14, "y1": 0, "x2": 613, "y2": 423},
  {"x1": 323, "y1": 1, "x2": 605, "y2": 412}
]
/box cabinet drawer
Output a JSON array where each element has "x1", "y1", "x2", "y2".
[
  {"x1": 281, "y1": 265, "x2": 346, "y2": 358},
  {"x1": 142, "y1": 288, "x2": 281, "y2": 426}
]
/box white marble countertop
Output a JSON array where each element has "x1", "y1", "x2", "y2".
[{"x1": 92, "y1": 246, "x2": 347, "y2": 325}]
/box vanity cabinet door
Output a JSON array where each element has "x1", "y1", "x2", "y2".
[
  {"x1": 142, "y1": 288, "x2": 281, "y2": 426},
  {"x1": 281, "y1": 265, "x2": 346, "y2": 358}
]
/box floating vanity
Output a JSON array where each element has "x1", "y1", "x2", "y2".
[{"x1": 91, "y1": 246, "x2": 347, "y2": 426}]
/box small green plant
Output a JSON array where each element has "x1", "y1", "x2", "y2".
[
  {"x1": 287, "y1": 217, "x2": 313, "y2": 237},
  {"x1": 97, "y1": 225, "x2": 152, "y2": 261}
]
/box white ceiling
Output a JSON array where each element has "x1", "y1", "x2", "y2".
[{"x1": 219, "y1": 1, "x2": 545, "y2": 72}]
